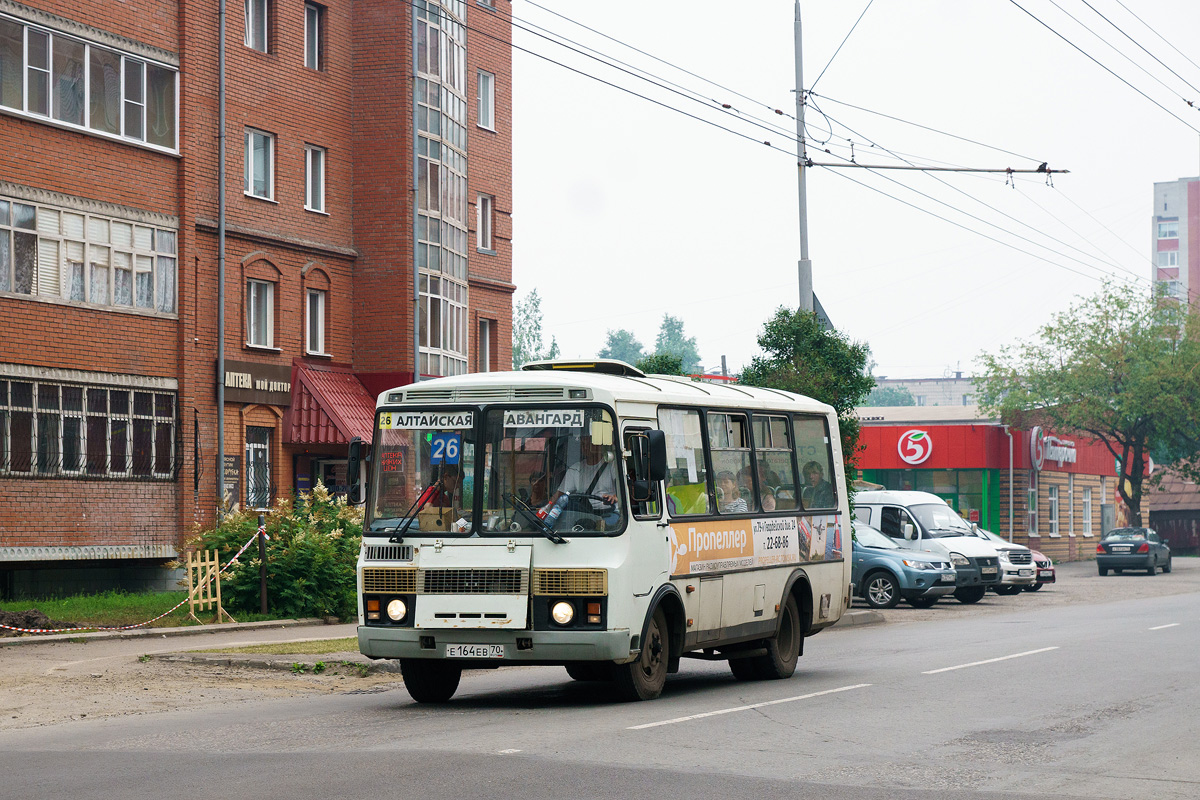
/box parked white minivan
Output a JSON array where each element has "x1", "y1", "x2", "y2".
[{"x1": 854, "y1": 491, "x2": 1002, "y2": 604}]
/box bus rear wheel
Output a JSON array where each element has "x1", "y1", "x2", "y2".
[
  {"x1": 728, "y1": 594, "x2": 801, "y2": 681},
  {"x1": 613, "y1": 607, "x2": 669, "y2": 701},
  {"x1": 400, "y1": 659, "x2": 462, "y2": 703}
]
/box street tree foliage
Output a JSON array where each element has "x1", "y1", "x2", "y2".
[
  {"x1": 863, "y1": 384, "x2": 916, "y2": 406},
  {"x1": 636, "y1": 352, "x2": 685, "y2": 375},
  {"x1": 598, "y1": 328, "x2": 645, "y2": 365},
  {"x1": 654, "y1": 314, "x2": 702, "y2": 374},
  {"x1": 739, "y1": 308, "x2": 875, "y2": 468},
  {"x1": 976, "y1": 282, "x2": 1200, "y2": 526},
  {"x1": 511, "y1": 289, "x2": 560, "y2": 369}
]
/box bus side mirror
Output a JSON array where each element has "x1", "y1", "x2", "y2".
[
  {"x1": 347, "y1": 436, "x2": 363, "y2": 505},
  {"x1": 645, "y1": 430, "x2": 667, "y2": 482}
]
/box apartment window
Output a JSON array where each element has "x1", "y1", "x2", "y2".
[
  {"x1": 1027, "y1": 475, "x2": 1038, "y2": 536},
  {"x1": 246, "y1": 426, "x2": 272, "y2": 509},
  {"x1": 0, "y1": 195, "x2": 176, "y2": 314},
  {"x1": 305, "y1": 146, "x2": 326, "y2": 212},
  {"x1": 1082, "y1": 487, "x2": 1093, "y2": 536},
  {"x1": 245, "y1": 0, "x2": 269, "y2": 52},
  {"x1": 1048, "y1": 485, "x2": 1059, "y2": 537},
  {"x1": 245, "y1": 129, "x2": 274, "y2": 199},
  {"x1": 0, "y1": 15, "x2": 177, "y2": 150},
  {"x1": 418, "y1": 273, "x2": 468, "y2": 377},
  {"x1": 0, "y1": 378, "x2": 175, "y2": 478},
  {"x1": 477, "y1": 319, "x2": 491, "y2": 372},
  {"x1": 476, "y1": 194, "x2": 493, "y2": 251},
  {"x1": 1157, "y1": 251, "x2": 1179, "y2": 268},
  {"x1": 246, "y1": 279, "x2": 274, "y2": 347},
  {"x1": 477, "y1": 70, "x2": 495, "y2": 130},
  {"x1": 304, "y1": 3, "x2": 323, "y2": 69},
  {"x1": 1157, "y1": 220, "x2": 1179, "y2": 239},
  {"x1": 306, "y1": 288, "x2": 326, "y2": 355}
]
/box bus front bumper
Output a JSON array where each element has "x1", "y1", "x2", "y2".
[{"x1": 358, "y1": 626, "x2": 635, "y2": 664}]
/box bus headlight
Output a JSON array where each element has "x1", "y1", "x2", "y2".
[
  {"x1": 551, "y1": 601, "x2": 575, "y2": 625},
  {"x1": 386, "y1": 598, "x2": 407, "y2": 622}
]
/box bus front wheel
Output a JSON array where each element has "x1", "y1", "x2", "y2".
[
  {"x1": 400, "y1": 659, "x2": 462, "y2": 703},
  {"x1": 613, "y1": 607, "x2": 669, "y2": 701}
]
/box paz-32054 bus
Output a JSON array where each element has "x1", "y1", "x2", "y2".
[{"x1": 353, "y1": 360, "x2": 850, "y2": 702}]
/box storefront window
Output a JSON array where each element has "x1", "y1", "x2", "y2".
[{"x1": 246, "y1": 426, "x2": 272, "y2": 509}]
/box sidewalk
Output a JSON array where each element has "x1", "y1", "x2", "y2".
[{"x1": 1, "y1": 617, "x2": 349, "y2": 647}]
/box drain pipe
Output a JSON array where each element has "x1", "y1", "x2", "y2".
[
  {"x1": 1004, "y1": 425, "x2": 1013, "y2": 542},
  {"x1": 216, "y1": 0, "x2": 227, "y2": 517}
]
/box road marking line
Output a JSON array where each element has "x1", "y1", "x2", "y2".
[
  {"x1": 498, "y1": 749, "x2": 522, "y2": 754},
  {"x1": 626, "y1": 683, "x2": 872, "y2": 730},
  {"x1": 1149, "y1": 623, "x2": 1180, "y2": 630},
  {"x1": 923, "y1": 647, "x2": 1058, "y2": 674}
]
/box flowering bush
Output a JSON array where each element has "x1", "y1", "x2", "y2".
[{"x1": 190, "y1": 482, "x2": 363, "y2": 621}]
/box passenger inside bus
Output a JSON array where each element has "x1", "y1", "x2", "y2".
[{"x1": 716, "y1": 471, "x2": 748, "y2": 514}]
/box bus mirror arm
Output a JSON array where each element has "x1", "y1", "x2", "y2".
[{"x1": 346, "y1": 437, "x2": 363, "y2": 505}]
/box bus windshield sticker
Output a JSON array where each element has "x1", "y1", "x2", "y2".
[
  {"x1": 502, "y1": 409, "x2": 584, "y2": 429},
  {"x1": 430, "y1": 432, "x2": 461, "y2": 464},
  {"x1": 379, "y1": 411, "x2": 474, "y2": 430}
]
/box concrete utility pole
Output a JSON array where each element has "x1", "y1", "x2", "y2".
[{"x1": 795, "y1": 1, "x2": 813, "y2": 313}]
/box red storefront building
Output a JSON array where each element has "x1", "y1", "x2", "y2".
[{"x1": 856, "y1": 407, "x2": 1120, "y2": 564}]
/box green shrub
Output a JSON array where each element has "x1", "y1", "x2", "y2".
[{"x1": 190, "y1": 482, "x2": 363, "y2": 621}]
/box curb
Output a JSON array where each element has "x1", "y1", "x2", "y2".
[
  {"x1": 831, "y1": 609, "x2": 885, "y2": 627},
  {"x1": 151, "y1": 651, "x2": 403, "y2": 675},
  {"x1": 0, "y1": 618, "x2": 333, "y2": 647}
]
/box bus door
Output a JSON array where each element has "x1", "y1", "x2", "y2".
[{"x1": 623, "y1": 422, "x2": 670, "y2": 599}]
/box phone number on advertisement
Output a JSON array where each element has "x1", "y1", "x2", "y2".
[{"x1": 762, "y1": 535, "x2": 792, "y2": 551}]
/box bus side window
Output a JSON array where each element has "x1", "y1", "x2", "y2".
[
  {"x1": 658, "y1": 408, "x2": 711, "y2": 517},
  {"x1": 623, "y1": 428, "x2": 660, "y2": 519},
  {"x1": 752, "y1": 413, "x2": 799, "y2": 511},
  {"x1": 794, "y1": 414, "x2": 838, "y2": 510}
]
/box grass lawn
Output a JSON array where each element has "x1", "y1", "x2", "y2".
[{"x1": 0, "y1": 590, "x2": 282, "y2": 630}]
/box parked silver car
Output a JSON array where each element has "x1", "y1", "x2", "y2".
[{"x1": 973, "y1": 528, "x2": 1037, "y2": 595}]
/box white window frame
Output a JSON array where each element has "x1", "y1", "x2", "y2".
[
  {"x1": 477, "y1": 318, "x2": 491, "y2": 372},
  {"x1": 246, "y1": 425, "x2": 272, "y2": 509},
  {"x1": 476, "y1": 194, "x2": 493, "y2": 251},
  {"x1": 245, "y1": 0, "x2": 269, "y2": 52},
  {"x1": 1048, "y1": 485, "x2": 1059, "y2": 537},
  {"x1": 1158, "y1": 220, "x2": 1179, "y2": 239},
  {"x1": 246, "y1": 279, "x2": 275, "y2": 348},
  {"x1": 1027, "y1": 473, "x2": 1038, "y2": 536},
  {"x1": 306, "y1": 288, "x2": 327, "y2": 355},
  {"x1": 244, "y1": 129, "x2": 275, "y2": 200},
  {"x1": 1082, "y1": 486, "x2": 1093, "y2": 536},
  {"x1": 304, "y1": 2, "x2": 322, "y2": 70},
  {"x1": 1067, "y1": 474, "x2": 1074, "y2": 537},
  {"x1": 305, "y1": 145, "x2": 326, "y2": 213},
  {"x1": 1157, "y1": 251, "x2": 1179, "y2": 267},
  {"x1": 477, "y1": 69, "x2": 495, "y2": 130}
]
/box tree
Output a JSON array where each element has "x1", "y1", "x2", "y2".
[
  {"x1": 636, "y1": 353, "x2": 685, "y2": 375},
  {"x1": 511, "y1": 289, "x2": 559, "y2": 369},
  {"x1": 863, "y1": 385, "x2": 916, "y2": 406},
  {"x1": 739, "y1": 308, "x2": 875, "y2": 468},
  {"x1": 977, "y1": 282, "x2": 1200, "y2": 526},
  {"x1": 598, "y1": 328, "x2": 645, "y2": 365},
  {"x1": 653, "y1": 314, "x2": 702, "y2": 374}
]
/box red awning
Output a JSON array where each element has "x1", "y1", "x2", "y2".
[{"x1": 286, "y1": 363, "x2": 378, "y2": 446}]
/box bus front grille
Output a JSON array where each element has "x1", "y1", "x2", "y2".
[
  {"x1": 532, "y1": 568, "x2": 608, "y2": 596},
  {"x1": 419, "y1": 568, "x2": 528, "y2": 595},
  {"x1": 363, "y1": 567, "x2": 418, "y2": 593}
]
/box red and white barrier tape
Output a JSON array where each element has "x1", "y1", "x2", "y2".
[{"x1": 0, "y1": 531, "x2": 267, "y2": 635}]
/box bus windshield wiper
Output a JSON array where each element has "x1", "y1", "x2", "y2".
[
  {"x1": 504, "y1": 492, "x2": 567, "y2": 545},
  {"x1": 387, "y1": 479, "x2": 439, "y2": 544}
]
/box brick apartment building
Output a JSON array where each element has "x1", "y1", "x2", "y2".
[{"x1": 0, "y1": 0, "x2": 513, "y2": 596}]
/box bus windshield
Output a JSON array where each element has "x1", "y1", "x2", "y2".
[
  {"x1": 368, "y1": 410, "x2": 476, "y2": 535},
  {"x1": 480, "y1": 407, "x2": 625, "y2": 536}
]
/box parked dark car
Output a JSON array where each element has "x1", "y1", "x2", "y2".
[{"x1": 1096, "y1": 528, "x2": 1171, "y2": 576}]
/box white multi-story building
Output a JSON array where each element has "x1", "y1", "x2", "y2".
[{"x1": 1152, "y1": 177, "x2": 1197, "y2": 306}]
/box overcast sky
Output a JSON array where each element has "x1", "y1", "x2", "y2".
[{"x1": 509, "y1": 0, "x2": 1200, "y2": 379}]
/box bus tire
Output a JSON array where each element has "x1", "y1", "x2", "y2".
[
  {"x1": 565, "y1": 662, "x2": 612, "y2": 682},
  {"x1": 613, "y1": 607, "x2": 669, "y2": 701},
  {"x1": 742, "y1": 594, "x2": 801, "y2": 680},
  {"x1": 400, "y1": 659, "x2": 462, "y2": 703}
]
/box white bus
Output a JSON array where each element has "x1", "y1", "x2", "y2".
[{"x1": 354, "y1": 360, "x2": 851, "y2": 702}]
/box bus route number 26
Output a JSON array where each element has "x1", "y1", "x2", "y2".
[{"x1": 430, "y1": 433, "x2": 461, "y2": 465}]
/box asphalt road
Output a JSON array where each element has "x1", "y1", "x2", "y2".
[{"x1": 1, "y1": 559, "x2": 1197, "y2": 800}]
